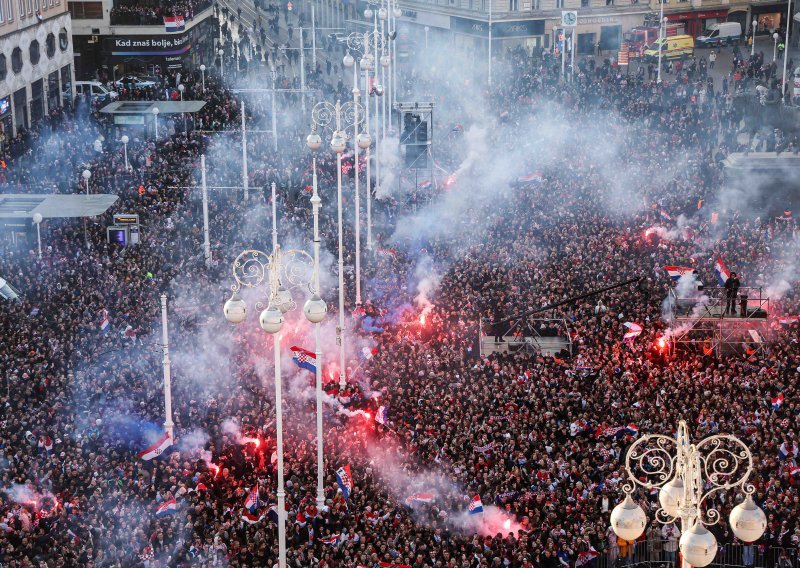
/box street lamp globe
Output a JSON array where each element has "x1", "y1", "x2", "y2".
[
  {"x1": 343, "y1": 52, "x2": 355, "y2": 67},
  {"x1": 219, "y1": 49, "x2": 224, "y2": 57},
  {"x1": 380, "y1": 54, "x2": 390, "y2": 67},
  {"x1": 393, "y1": 6, "x2": 402, "y2": 18},
  {"x1": 364, "y1": 7, "x2": 373, "y2": 18},
  {"x1": 361, "y1": 54, "x2": 375, "y2": 70},
  {"x1": 32, "y1": 213, "x2": 43, "y2": 225},
  {"x1": 200, "y1": 64, "x2": 206, "y2": 71},
  {"x1": 357, "y1": 132, "x2": 372, "y2": 149},
  {"x1": 178, "y1": 84, "x2": 185, "y2": 93},
  {"x1": 729, "y1": 496, "x2": 767, "y2": 542},
  {"x1": 330, "y1": 133, "x2": 347, "y2": 154},
  {"x1": 679, "y1": 523, "x2": 717, "y2": 567},
  {"x1": 121, "y1": 135, "x2": 129, "y2": 145},
  {"x1": 82, "y1": 169, "x2": 91, "y2": 181},
  {"x1": 378, "y1": 7, "x2": 387, "y2": 20},
  {"x1": 276, "y1": 286, "x2": 293, "y2": 313},
  {"x1": 152, "y1": 107, "x2": 160, "y2": 116},
  {"x1": 259, "y1": 304, "x2": 285, "y2": 334},
  {"x1": 610, "y1": 495, "x2": 647, "y2": 541},
  {"x1": 774, "y1": 32, "x2": 780, "y2": 40},
  {"x1": 307, "y1": 133, "x2": 322, "y2": 151},
  {"x1": 224, "y1": 294, "x2": 248, "y2": 324},
  {"x1": 304, "y1": 294, "x2": 328, "y2": 323},
  {"x1": 658, "y1": 477, "x2": 684, "y2": 518},
  {"x1": 373, "y1": 83, "x2": 384, "y2": 96}
]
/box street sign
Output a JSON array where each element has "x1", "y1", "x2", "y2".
[{"x1": 618, "y1": 51, "x2": 629, "y2": 65}]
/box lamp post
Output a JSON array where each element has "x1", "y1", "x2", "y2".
[
  {"x1": 751, "y1": 21, "x2": 757, "y2": 57},
  {"x1": 365, "y1": 1, "x2": 386, "y2": 207},
  {"x1": 200, "y1": 64, "x2": 206, "y2": 92},
  {"x1": 241, "y1": 99, "x2": 249, "y2": 201},
  {"x1": 657, "y1": 16, "x2": 667, "y2": 83},
  {"x1": 300, "y1": 141, "x2": 329, "y2": 510},
  {"x1": 610, "y1": 420, "x2": 767, "y2": 568},
  {"x1": 32, "y1": 212, "x2": 42, "y2": 259},
  {"x1": 121, "y1": 135, "x2": 129, "y2": 171},
  {"x1": 161, "y1": 293, "x2": 174, "y2": 440},
  {"x1": 152, "y1": 106, "x2": 160, "y2": 139},
  {"x1": 774, "y1": 32, "x2": 780, "y2": 62},
  {"x1": 178, "y1": 84, "x2": 186, "y2": 133},
  {"x1": 219, "y1": 49, "x2": 225, "y2": 78},
  {"x1": 345, "y1": 33, "x2": 377, "y2": 306},
  {"x1": 223, "y1": 213, "x2": 317, "y2": 568},
  {"x1": 81, "y1": 169, "x2": 91, "y2": 247},
  {"x1": 82, "y1": 169, "x2": 91, "y2": 195},
  {"x1": 308, "y1": 100, "x2": 364, "y2": 388},
  {"x1": 359, "y1": 31, "x2": 384, "y2": 251},
  {"x1": 425, "y1": 26, "x2": 429, "y2": 49},
  {"x1": 201, "y1": 155, "x2": 211, "y2": 268},
  {"x1": 782, "y1": 0, "x2": 792, "y2": 104},
  {"x1": 271, "y1": 67, "x2": 278, "y2": 153},
  {"x1": 488, "y1": 0, "x2": 493, "y2": 86}
]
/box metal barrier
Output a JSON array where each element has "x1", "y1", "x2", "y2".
[{"x1": 598, "y1": 541, "x2": 798, "y2": 568}]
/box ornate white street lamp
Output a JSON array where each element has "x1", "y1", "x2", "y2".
[
  {"x1": 307, "y1": 100, "x2": 364, "y2": 389},
  {"x1": 222, "y1": 188, "x2": 317, "y2": 567},
  {"x1": 611, "y1": 420, "x2": 766, "y2": 568}
]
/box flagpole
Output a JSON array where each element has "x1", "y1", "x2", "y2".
[
  {"x1": 311, "y1": 159, "x2": 326, "y2": 511},
  {"x1": 160, "y1": 293, "x2": 174, "y2": 440}
]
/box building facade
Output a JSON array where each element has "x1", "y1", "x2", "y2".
[
  {"x1": 68, "y1": 0, "x2": 217, "y2": 81},
  {"x1": 0, "y1": 0, "x2": 74, "y2": 138},
  {"x1": 328, "y1": 0, "x2": 789, "y2": 60}
]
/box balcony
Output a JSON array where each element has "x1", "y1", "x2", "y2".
[{"x1": 109, "y1": 0, "x2": 213, "y2": 26}]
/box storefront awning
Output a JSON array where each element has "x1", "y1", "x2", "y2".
[{"x1": 0, "y1": 194, "x2": 118, "y2": 219}]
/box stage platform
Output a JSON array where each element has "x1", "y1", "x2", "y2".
[
  {"x1": 668, "y1": 286, "x2": 771, "y2": 356},
  {"x1": 480, "y1": 335, "x2": 570, "y2": 357}
]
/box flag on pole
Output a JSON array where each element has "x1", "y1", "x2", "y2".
[
  {"x1": 714, "y1": 257, "x2": 730, "y2": 286},
  {"x1": 164, "y1": 15, "x2": 185, "y2": 32},
  {"x1": 335, "y1": 465, "x2": 354, "y2": 500},
  {"x1": 319, "y1": 534, "x2": 342, "y2": 547},
  {"x1": 663, "y1": 266, "x2": 695, "y2": 281},
  {"x1": 99, "y1": 309, "x2": 110, "y2": 334},
  {"x1": 467, "y1": 495, "x2": 484, "y2": 515},
  {"x1": 137, "y1": 432, "x2": 173, "y2": 460},
  {"x1": 242, "y1": 510, "x2": 264, "y2": 524},
  {"x1": 622, "y1": 322, "x2": 643, "y2": 343},
  {"x1": 267, "y1": 504, "x2": 279, "y2": 524},
  {"x1": 155, "y1": 498, "x2": 177, "y2": 517},
  {"x1": 290, "y1": 346, "x2": 317, "y2": 373},
  {"x1": 244, "y1": 485, "x2": 260, "y2": 512}
]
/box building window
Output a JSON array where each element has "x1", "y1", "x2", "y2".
[
  {"x1": 27, "y1": 0, "x2": 32, "y2": 14},
  {"x1": 29, "y1": 39, "x2": 39, "y2": 64},
  {"x1": 68, "y1": 1, "x2": 102, "y2": 18},
  {"x1": 33, "y1": 0, "x2": 37, "y2": 11},
  {"x1": 606, "y1": 0, "x2": 613, "y2": 5},
  {"x1": 509, "y1": 0, "x2": 518, "y2": 9},
  {"x1": 11, "y1": 47, "x2": 22, "y2": 73},
  {"x1": 0, "y1": 1, "x2": 4, "y2": 21},
  {"x1": 532, "y1": 0, "x2": 539, "y2": 9},
  {"x1": 18, "y1": 0, "x2": 23, "y2": 17},
  {"x1": 0, "y1": 55, "x2": 6, "y2": 80},
  {"x1": 581, "y1": 0, "x2": 589, "y2": 7},
  {"x1": 46, "y1": 32, "x2": 55, "y2": 57},
  {"x1": 7, "y1": 0, "x2": 13, "y2": 20},
  {"x1": 59, "y1": 27, "x2": 68, "y2": 50},
  {"x1": 556, "y1": 0, "x2": 564, "y2": 8}
]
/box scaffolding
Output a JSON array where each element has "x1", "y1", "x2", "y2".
[
  {"x1": 668, "y1": 286, "x2": 771, "y2": 357},
  {"x1": 479, "y1": 317, "x2": 573, "y2": 357}
]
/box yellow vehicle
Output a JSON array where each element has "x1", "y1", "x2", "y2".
[{"x1": 643, "y1": 34, "x2": 694, "y2": 61}]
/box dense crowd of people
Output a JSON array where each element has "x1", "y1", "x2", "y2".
[{"x1": 1, "y1": 7, "x2": 800, "y2": 567}]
